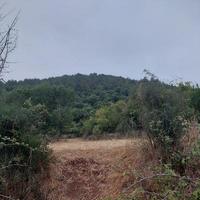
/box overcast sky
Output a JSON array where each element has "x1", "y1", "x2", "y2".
[{"x1": 4, "y1": 0, "x2": 200, "y2": 82}]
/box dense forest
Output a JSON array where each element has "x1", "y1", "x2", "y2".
[
  {"x1": 0, "y1": 73, "x2": 137, "y2": 137},
  {"x1": 1, "y1": 72, "x2": 200, "y2": 138}
]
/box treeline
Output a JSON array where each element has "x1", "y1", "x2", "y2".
[
  {"x1": 1, "y1": 73, "x2": 200, "y2": 140},
  {"x1": 0, "y1": 73, "x2": 136, "y2": 137}
]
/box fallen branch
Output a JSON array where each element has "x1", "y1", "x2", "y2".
[
  {"x1": 0, "y1": 164, "x2": 28, "y2": 171},
  {"x1": 124, "y1": 173, "x2": 199, "y2": 192},
  {"x1": 0, "y1": 193, "x2": 17, "y2": 200}
]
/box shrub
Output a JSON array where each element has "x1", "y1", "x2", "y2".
[
  {"x1": 0, "y1": 119, "x2": 51, "y2": 199},
  {"x1": 130, "y1": 79, "x2": 194, "y2": 161}
]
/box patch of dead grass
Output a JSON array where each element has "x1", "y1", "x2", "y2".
[{"x1": 42, "y1": 138, "x2": 155, "y2": 200}]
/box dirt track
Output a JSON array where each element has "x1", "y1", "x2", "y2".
[{"x1": 43, "y1": 139, "x2": 140, "y2": 200}]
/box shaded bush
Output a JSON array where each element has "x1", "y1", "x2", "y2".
[
  {"x1": 130, "y1": 78, "x2": 194, "y2": 161},
  {"x1": 0, "y1": 115, "x2": 51, "y2": 199}
]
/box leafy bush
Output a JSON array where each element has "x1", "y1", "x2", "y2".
[
  {"x1": 82, "y1": 101, "x2": 127, "y2": 136},
  {"x1": 130, "y1": 79, "x2": 194, "y2": 161},
  {"x1": 0, "y1": 131, "x2": 51, "y2": 199}
]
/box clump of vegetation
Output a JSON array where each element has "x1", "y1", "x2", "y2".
[
  {"x1": 0, "y1": 97, "x2": 52, "y2": 198},
  {"x1": 133, "y1": 78, "x2": 193, "y2": 161},
  {"x1": 0, "y1": 10, "x2": 51, "y2": 199},
  {"x1": 0, "y1": 73, "x2": 136, "y2": 137},
  {"x1": 0, "y1": 132, "x2": 51, "y2": 199},
  {"x1": 113, "y1": 73, "x2": 200, "y2": 200}
]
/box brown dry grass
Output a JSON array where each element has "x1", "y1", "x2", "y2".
[
  {"x1": 41, "y1": 126, "x2": 200, "y2": 200},
  {"x1": 49, "y1": 138, "x2": 134, "y2": 152},
  {"x1": 41, "y1": 138, "x2": 150, "y2": 200},
  {"x1": 181, "y1": 121, "x2": 199, "y2": 154}
]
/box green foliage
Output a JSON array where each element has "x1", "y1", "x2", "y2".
[
  {"x1": 0, "y1": 130, "x2": 50, "y2": 198},
  {"x1": 2, "y1": 74, "x2": 200, "y2": 145},
  {"x1": 129, "y1": 79, "x2": 194, "y2": 161},
  {"x1": 3, "y1": 73, "x2": 200, "y2": 141},
  {"x1": 0, "y1": 74, "x2": 135, "y2": 137},
  {"x1": 190, "y1": 87, "x2": 200, "y2": 121},
  {"x1": 82, "y1": 101, "x2": 127, "y2": 135},
  {"x1": 0, "y1": 99, "x2": 51, "y2": 198}
]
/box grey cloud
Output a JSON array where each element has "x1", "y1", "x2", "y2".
[{"x1": 4, "y1": 0, "x2": 200, "y2": 83}]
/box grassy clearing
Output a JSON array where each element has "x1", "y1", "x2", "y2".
[
  {"x1": 42, "y1": 138, "x2": 142, "y2": 200},
  {"x1": 49, "y1": 138, "x2": 137, "y2": 151}
]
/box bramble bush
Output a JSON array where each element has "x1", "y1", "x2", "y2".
[
  {"x1": 0, "y1": 108, "x2": 51, "y2": 199},
  {"x1": 131, "y1": 77, "x2": 194, "y2": 162}
]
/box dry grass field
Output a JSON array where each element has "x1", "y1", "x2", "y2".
[
  {"x1": 49, "y1": 138, "x2": 135, "y2": 152},
  {"x1": 41, "y1": 138, "x2": 148, "y2": 200}
]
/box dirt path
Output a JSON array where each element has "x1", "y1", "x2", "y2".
[{"x1": 43, "y1": 139, "x2": 140, "y2": 200}]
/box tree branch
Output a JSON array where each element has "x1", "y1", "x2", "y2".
[
  {"x1": 0, "y1": 193, "x2": 17, "y2": 200},
  {"x1": 124, "y1": 173, "x2": 198, "y2": 192},
  {"x1": 0, "y1": 11, "x2": 19, "y2": 77},
  {"x1": 0, "y1": 164, "x2": 28, "y2": 171}
]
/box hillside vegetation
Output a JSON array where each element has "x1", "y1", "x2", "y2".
[
  {"x1": 0, "y1": 73, "x2": 136, "y2": 137},
  {"x1": 2, "y1": 72, "x2": 200, "y2": 199},
  {"x1": 1, "y1": 72, "x2": 200, "y2": 138}
]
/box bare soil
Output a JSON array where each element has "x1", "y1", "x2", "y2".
[{"x1": 42, "y1": 138, "x2": 142, "y2": 200}]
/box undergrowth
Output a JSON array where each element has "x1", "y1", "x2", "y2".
[
  {"x1": 116, "y1": 122, "x2": 200, "y2": 200},
  {"x1": 0, "y1": 133, "x2": 51, "y2": 199}
]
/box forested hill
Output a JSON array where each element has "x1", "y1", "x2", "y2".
[
  {"x1": 3, "y1": 73, "x2": 137, "y2": 108},
  {"x1": 0, "y1": 73, "x2": 138, "y2": 136}
]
